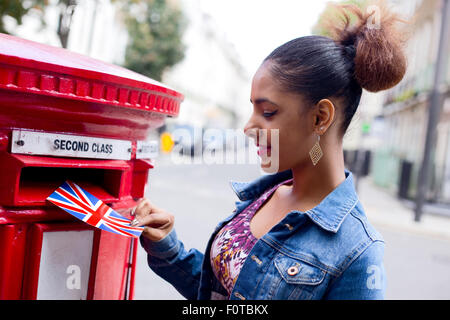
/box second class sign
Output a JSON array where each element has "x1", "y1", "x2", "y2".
[{"x1": 11, "y1": 130, "x2": 133, "y2": 160}]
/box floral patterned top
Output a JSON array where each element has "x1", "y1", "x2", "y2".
[{"x1": 210, "y1": 177, "x2": 294, "y2": 297}]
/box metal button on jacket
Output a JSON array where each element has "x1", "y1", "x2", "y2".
[{"x1": 287, "y1": 265, "x2": 299, "y2": 276}]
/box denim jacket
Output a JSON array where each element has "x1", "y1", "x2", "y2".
[{"x1": 140, "y1": 169, "x2": 386, "y2": 300}]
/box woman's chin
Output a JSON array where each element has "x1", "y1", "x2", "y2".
[{"x1": 259, "y1": 158, "x2": 280, "y2": 174}]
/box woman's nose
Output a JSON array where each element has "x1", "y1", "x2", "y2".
[
  {"x1": 243, "y1": 120, "x2": 256, "y2": 139},
  {"x1": 244, "y1": 126, "x2": 260, "y2": 147}
]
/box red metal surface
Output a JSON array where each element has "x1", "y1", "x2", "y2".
[
  {"x1": 131, "y1": 159, "x2": 154, "y2": 199},
  {"x1": 127, "y1": 237, "x2": 139, "y2": 300},
  {"x1": 0, "y1": 131, "x2": 8, "y2": 151},
  {"x1": 90, "y1": 229, "x2": 132, "y2": 300},
  {"x1": 0, "y1": 206, "x2": 79, "y2": 225},
  {"x1": 86, "y1": 229, "x2": 102, "y2": 300},
  {"x1": 0, "y1": 92, "x2": 167, "y2": 141},
  {"x1": 0, "y1": 224, "x2": 28, "y2": 299}
]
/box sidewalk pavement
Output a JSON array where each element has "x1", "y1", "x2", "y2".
[{"x1": 357, "y1": 176, "x2": 450, "y2": 241}]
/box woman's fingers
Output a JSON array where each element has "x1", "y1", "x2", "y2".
[
  {"x1": 140, "y1": 212, "x2": 175, "y2": 242},
  {"x1": 130, "y1": 206, "x2": 136, "y2": 217},
  {"x1": 142, "y1": 227, "x2": 166, "y2": 242},
  {"x1": 133, "y1": 198, "x2": 162, "y2": 219},
  {"x1": 135, "y1": 212, "x2": 173, "y2": 228},
  {"x1": 128, "y1": 199, "x2": 149, "y2": 225},
  {"x1": 133, "y1": 198, "x2": 150, "y2": 217},
  {"x1": 128, "y1": 198, "x2": 175, "y2": 241},
  {"x1": 126, "y1": 198, "x2": 147, "y2": 217}
]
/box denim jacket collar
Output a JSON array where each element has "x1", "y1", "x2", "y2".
[{"x1": 228, "y1": 169, "x2": 359, "y2": 233}]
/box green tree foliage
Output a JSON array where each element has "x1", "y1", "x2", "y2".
[
  {"x1": 312, "y1": 0, "x2": 367, "y2": 37},
  {"x1": 0, "y1": 0, "x2": 47, "y2": 34},
  {"x1": 119, "y1": 0, "x2": 186, "y2": 81}
]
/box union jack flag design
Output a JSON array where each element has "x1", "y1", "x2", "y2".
[{"x1": 47, "y1": 181, "x2": 144, "y2": 238}]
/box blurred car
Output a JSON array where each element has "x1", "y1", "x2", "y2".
[
  {"x1": 202, "y1": 129, "x2": 226, "y2": 155},
  {"x1": 171, "y1": 124, "x2": 203, "y2": 158}
]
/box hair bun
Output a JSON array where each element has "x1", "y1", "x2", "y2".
[
  {"x1": 343, "y1": 44, "x2": 357, "y2": 59},
  {"x1": 326, "y1": 0, "x2": 409, "y2": 92}
]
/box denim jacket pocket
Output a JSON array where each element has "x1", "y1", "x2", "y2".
[{"x1": 272, "y1": 254, "x2": 327, "y2": 300}]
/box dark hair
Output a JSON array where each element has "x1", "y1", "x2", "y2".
[{"x1": 264, "y1": 1, "x2": 407, "y2": 135}]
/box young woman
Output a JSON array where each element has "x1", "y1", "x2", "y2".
[{"x1": 131, "y1": 2, "x2": 407, "y2": 300}]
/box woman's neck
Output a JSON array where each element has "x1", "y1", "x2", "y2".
[{"x1": 286, "y1": 141, "x2": 346, "y2": 208}]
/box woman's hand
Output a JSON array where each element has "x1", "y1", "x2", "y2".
[{"x1": 130, "y1": 198, "x2": 175, "y2": 242}]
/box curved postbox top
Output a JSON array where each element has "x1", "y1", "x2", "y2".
[{"x1": 0, "y1": 33, "x2": 184, "y2": 141}]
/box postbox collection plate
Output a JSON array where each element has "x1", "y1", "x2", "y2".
[{"x1": 36, "y1": 229, "x2": 94, "y2": 299}]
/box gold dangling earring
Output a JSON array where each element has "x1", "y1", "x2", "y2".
[{"x1": 309, "y1": 134, "x2": 323, "y2": 166}]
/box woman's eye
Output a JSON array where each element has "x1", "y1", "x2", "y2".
[{"x1": 263, "y1": 111, "x2": 277, "y2": 118}]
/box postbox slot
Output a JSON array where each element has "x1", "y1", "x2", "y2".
[
  {"x1": 19, "y1": 167, "x2": 122, "y2": 204},
  {"x1": 0, "y1": 153, "x2": 130, "y2": 206}
]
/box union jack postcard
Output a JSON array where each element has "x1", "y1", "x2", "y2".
[{"x1": 47, "y1": 181, "x2": 144, "y2": 238}]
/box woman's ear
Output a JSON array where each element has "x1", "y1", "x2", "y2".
[{"x1": 314, "y1": 99, "x2": 336, "y2": 134}]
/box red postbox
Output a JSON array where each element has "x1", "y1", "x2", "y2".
[{"x1": 0, "y1": 33, "x2": 183, "y2": 299}]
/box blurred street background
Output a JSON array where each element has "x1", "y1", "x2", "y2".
[{"x1": 3, "y1": 0, "x2": 450, "y2": 299}]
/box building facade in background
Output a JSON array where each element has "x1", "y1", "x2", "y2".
[
  {"x1": 66, "y1": 0, "x2": 128, "y2": 64},
  {"x1": 372, "y1": 0, "x2": 450, "y2": 204},
  {"x1": 4, "y1": 0, "x2": 128, "y2": 65}
]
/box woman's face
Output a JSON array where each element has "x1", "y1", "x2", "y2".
[{"x1": 244, "y1": 60, "x2": 318, "y2": 173}]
